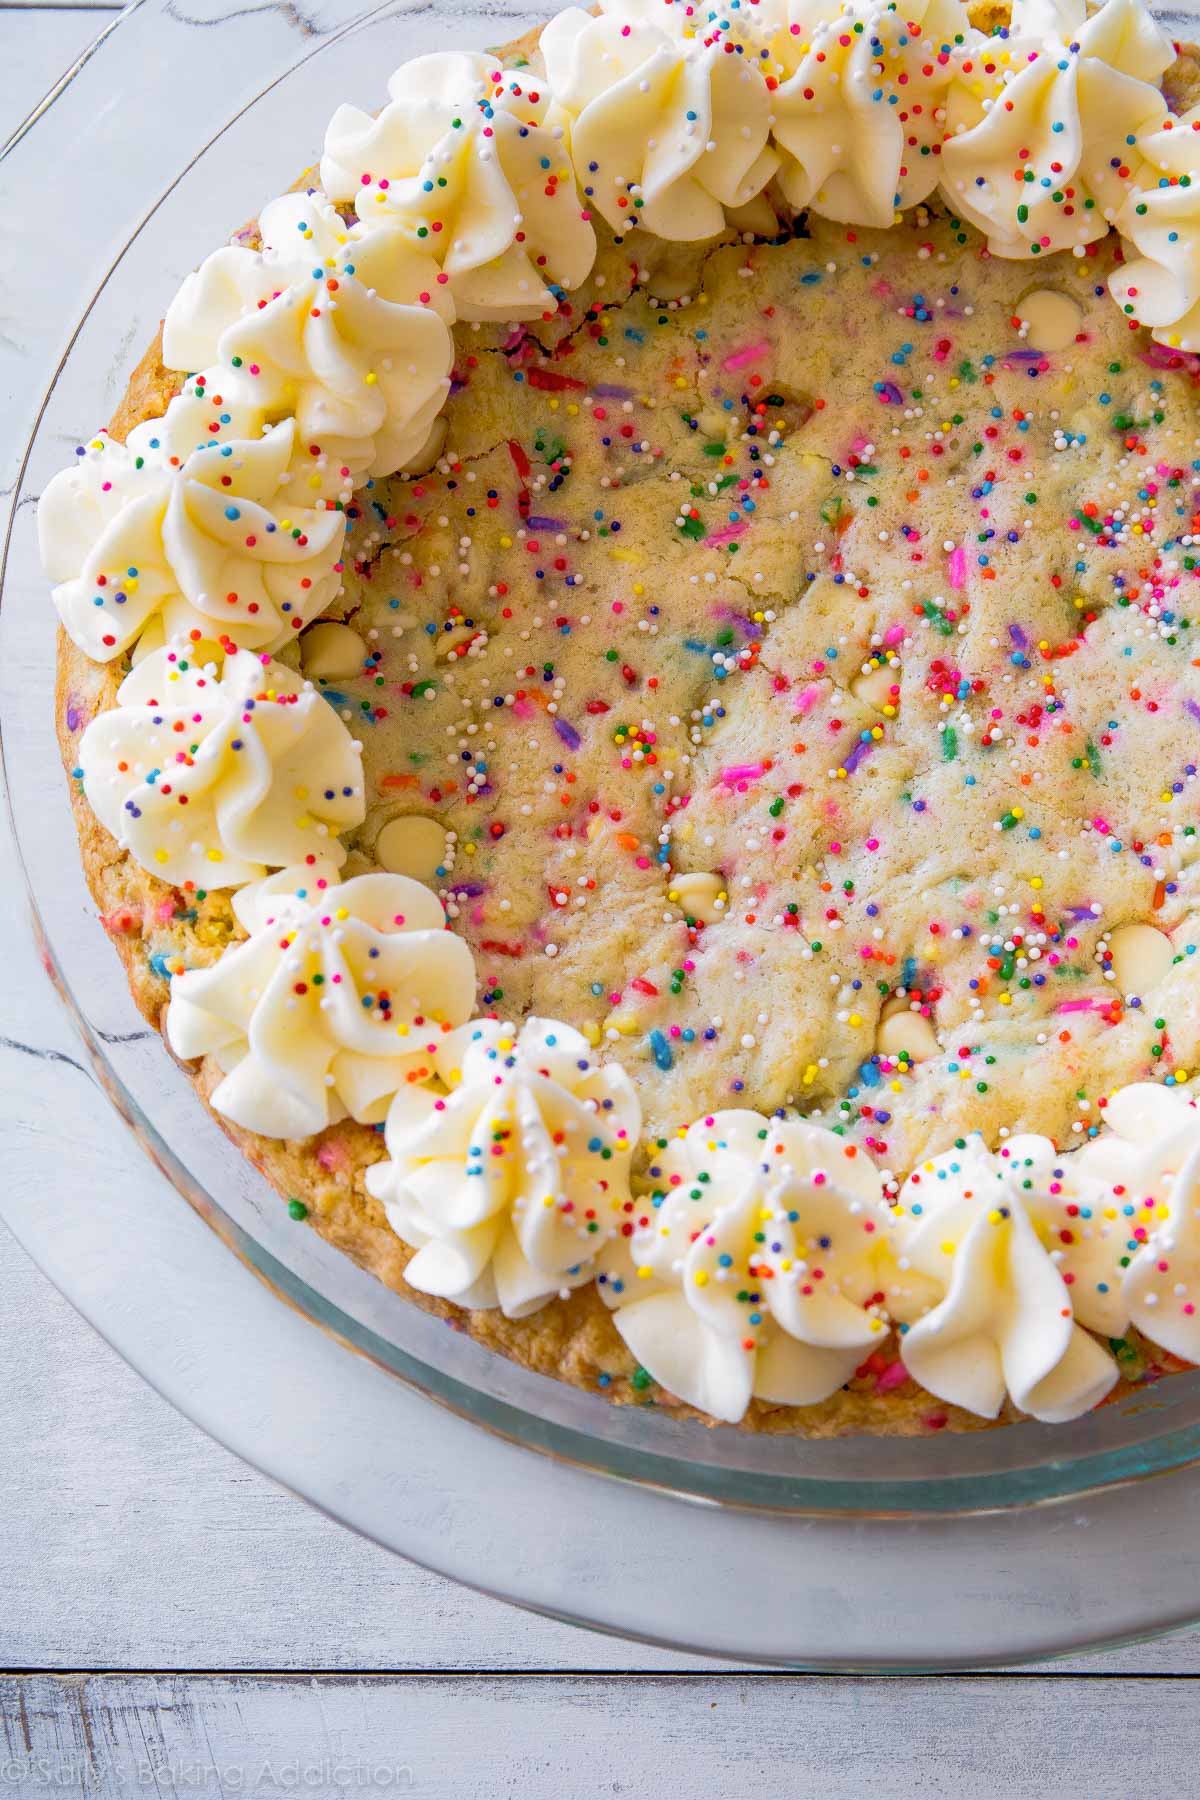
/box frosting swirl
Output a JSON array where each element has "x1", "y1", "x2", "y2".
[
  {"x1": 1110, "y1": 109, "x2": 1200, "y2": 350},
  {"x1": 162, "y1": 192, "x2": 454, "y2": 500},
  {"x1": 76, "y1": 643, "x2": 364, "y2": 889},
  {"x1": 893, "y1": 1135, "x2": 1121, "y2": 1421},
  {"x1": 541, "y1": 1, "x2": 779, "y2": 241},
  {"x1": 321, "y1": 53, "x2": 595, "y2": 320},
  {"x1": 598, "y1": 1110, "x2": 898, "y2": 1422},
  {"x1": 770, "y1": 0, "x2": 977, "y2": 227},
  {"x1": 940, "y1": 0, "x2": 1171, "y2": 259},
  {"x1": 365, "y1": 1016, "x2": 640, "y2": 1317},
  {"x1": 166, "y1": 861, "x2": 476, "y2": 1138},
  {"x1": 1075, "y1": 1083, "x2": 1200, "y2": 1361},
  {"x1": 39, "y1": 414, "x2": 345, "y2": 661}
]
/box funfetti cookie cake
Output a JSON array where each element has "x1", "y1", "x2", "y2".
[{"x1": 43, "y1": 0, "x2": 1200, "y2": 1433}]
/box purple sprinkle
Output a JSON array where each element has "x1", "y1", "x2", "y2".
[
  {"x1": 877, "y1": 381, "x2": 904, "y2": 405},
  {"x1": 66, "y1": 705, "x2": 83, "y2": 732},
  {"x1": 554, "y1": 717, "x2": 581, "y2": 751},
  {"x1": 842, "y1": 736, "x2": 875, "y2": 776},
  {"x1": 1004, "y1": 349, "x2": 1046, "y2": 364},
  {"x1": 1066, "y1": 905, "x2": 1100, "y2": 922},
  {"x1": 1008, "y1": 623, "x2": 1028, "y2": 648},
  {"x1": 1185, "y1": 698, "x2": 1200, "y2": 727},
  {"x1": 593, "y1": 383, "x2": 633, "y2": 398},
  {"x1": 448, "y1": 882, "x2": 487, "y2": 898},
  {"x1": 527, "y1": 515, "x2": 567, "y2": 531}
]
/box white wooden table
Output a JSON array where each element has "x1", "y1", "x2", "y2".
[{"x1": 5, "y1": 6, "x2": 1200, "y2": 1793}]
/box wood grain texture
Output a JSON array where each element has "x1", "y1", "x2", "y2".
[{"x1": 4, "y1": 1673, "x2": 1200, "y2": 1799}]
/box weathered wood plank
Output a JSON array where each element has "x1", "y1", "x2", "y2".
[{"x1": 3, "y1": 1673, "x2": 1199, "y2": 1800}]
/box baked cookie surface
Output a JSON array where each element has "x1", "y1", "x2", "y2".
[{"x1": 49, "y1": 5, "x2": 1200, "y2": 1433}]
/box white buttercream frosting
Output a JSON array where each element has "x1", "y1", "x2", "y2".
[
  {"x1": 76, "y1": 643, "x2": 365, "y2": 889},
  {"x1": 39, "y1": 414, "x2": 345, "y2": 661},
  {"x1": 365, "y1": 1016, "x2": 640, "y2": 1317},
  {"x1": 597, "y1": 1110, "x2": 900, "y2": 1422},
  {"x1": 1075, "y1": 1084, "x2": 1200, "y2": 1362},
  {"x1": 162, "y1": 191, "x2": 454, "y2": 500},
  {"x1": 541, "y1": 0, "x2": 781, "y2": 240},
  {"x1": 1110, "y1": 109, "x2": 1200, "y2": 349},
  {"x1": 940, "y1": 0, "x2": 1172, "y2": 258},
  {"x1": 321, "y1": 53, "x2": 596, "y2": 320},
  {"x1": 166, "y1": 861, "x2": 476, "y2": 1138},
  {"x1": 770, "y1": 0, "x2": 978, "y2": 227},
  {"x1": 893, "y1": 1134, "x2": 1123, "y2": 1421}
]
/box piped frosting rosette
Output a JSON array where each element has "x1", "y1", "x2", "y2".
[
  {"x1": 540, "y1": 0, "x2": 780, "y2": 241},
  {"x1": 321, "y1": 53, "x2": 596, "y2": 320},
  {"x1": 597, "y1": 1110, "x2": 904, "y2": 1422},
  {"x1": 162, "y1": 191, "x2": 454, "y2": 500},
  {"x1": 75, "y1": 643, "x2": 365, "y2": 889},
  {"x1": 891, "y1": 1133, "x2": 1127, "y2": 1421},
  {"x1": 768, "y1": 0, "x2": 978, "y2": 227},
  {"x1": 166, "y1": 860, "x2": 476, "y2": 1138},
  {"x1": 1110, "y1": 109, "x2": 1200, "y2": 349},
  {"x1": 366, "y1": 1017, "x2": 640, "y2": 1317},
  {"x1": 39, "y1": 414, "x2": 345, "y2": 661},
  {"x1": 939, "y1": 0, "x2": 1172, "y2": 258},
  {"x1": 1075, "y1": 1083, "x2": 1200, "y2": 1362}
]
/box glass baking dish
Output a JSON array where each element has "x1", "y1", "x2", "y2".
[{"x1": 6, "y1": 0, "x2": 1200, "y2": 1518}]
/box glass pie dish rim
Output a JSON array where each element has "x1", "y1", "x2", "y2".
[{"x1": 6, "y1": 0, "x2": 1200, "y2": 1524}]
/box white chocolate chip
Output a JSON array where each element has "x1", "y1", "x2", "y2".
[
  {"x1": 300, "y1": 621, "x2": 366, "y2": 681},
  {"x1": 669, "y1": 870, "x2": 726, "y2": 924},
  {"x1": 876, "y1": 1010, "x2": 939, "y2": 1063},
  {"x1": 850, "y1": 666, "x2": 897, "y2": 711},
  {"x1": 375, "y1": 815, "x2": 449, "y2": 884},
  {"x1": 1109, "y1": 922, "x2": 1174, "y2": 995},
  {"x1": 1017, "y1": 288, "x2": 1083, "y2": 352}
]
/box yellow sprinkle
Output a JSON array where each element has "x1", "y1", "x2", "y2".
[
  {"x1": 693, "y1": 1269, "x2": 709, "y2": 1287},
  {"x1": 637, "y1": 1265, "x2": 654, "y2": 1280}
]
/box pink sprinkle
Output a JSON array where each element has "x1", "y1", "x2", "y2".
[
  {"x1": 947, "y1": 546, "x2": 967, "y2": 588},
  {"x1": 715, "y1": 761, "x2": 765, "y2": 787},
  {"x1": 704, "y1": 521, "x2": 747, "y2": 548},
  {"x1": 722, "y1": 340, "x2": 769, "y2": 371}
]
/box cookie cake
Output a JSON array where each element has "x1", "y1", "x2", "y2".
[{"x1": 40, "y1": 0, "x2": 1200, "y2": 1432}]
